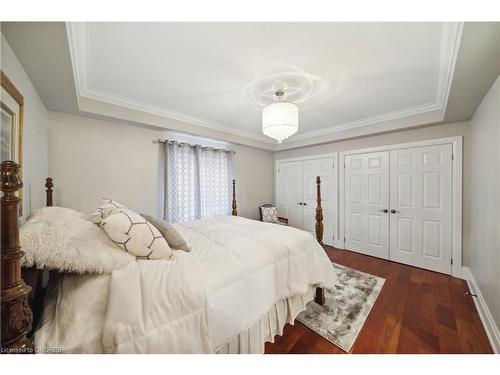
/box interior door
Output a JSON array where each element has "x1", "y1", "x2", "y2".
[
  {"x1": 389, "y1": 144, "x2": 452, "y2": 274},
  {"x1": 276, "y1": 161, "x2": 303, "y2": 229},
  {"x1": 344, "y1": 152, "x2": 390, "y2": 259},
  {"x1": 302, "y1": 157, "x2": 335, "y2": 246}
]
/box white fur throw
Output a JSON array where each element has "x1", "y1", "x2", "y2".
[
  {"x1": 100, "y1": 209, "x2": 173, "y2": 260},
  {"x1": 20, "y1": 207, "x2": 135, "y2": 274}
]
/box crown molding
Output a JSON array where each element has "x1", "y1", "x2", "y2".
[
  {"x1": 285, "y1": 101, "x2": 442, "y2": 142},
  {"x1": 273, "y1": 108, "x2": 445, "y2": 151},
  {"x1": 66, "y1": 22, "x2": 463, "y2": 151},
  {"x1": 66, "y1": 22, "x2": 87, "y2": 106},
  {"x1": 436, "y1": 22, "x2": 464, "y2": 115},
  {"x1": 82, "y1": 87, "x2": 275, "y2": 144}
]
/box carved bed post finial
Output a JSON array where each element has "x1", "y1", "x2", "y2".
[
  {"x1": 1, "y1": 161, "x2": 33, "y2": 353},
  {"x1": 45, "y1": 177, "x2": 53, "y2": 207},
  {"x1": 231, "y1": 179, "x2": 237, "y2": 216}
]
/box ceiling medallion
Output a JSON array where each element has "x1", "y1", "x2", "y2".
[
  {"x1": 244, "y1": 64, "x2": 330, "y2": 143},
  {"x1": 244, "y1": 64, "x2": 328, "y2": 108}
]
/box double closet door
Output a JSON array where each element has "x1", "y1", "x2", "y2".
[
  {"x1": 344, "y1": 144, "x2": 452, "y2": 274},
  {"x1": 277, "y1": 157, "x2": 335, "y2": 246}
]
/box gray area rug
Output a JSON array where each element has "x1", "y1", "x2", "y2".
[{"x1": 297, "y1": 263, "x2": 385, "y2": 352}]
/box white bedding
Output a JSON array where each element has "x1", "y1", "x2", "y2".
[{"x1": 35, "y1": 216, "x2": 336, "y2": 353}]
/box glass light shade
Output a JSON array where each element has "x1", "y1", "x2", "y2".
[{"x1": 262, "y1": 102, "x2": 299, "y2": 143}]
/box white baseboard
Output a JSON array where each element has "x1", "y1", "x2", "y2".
[
  {"x1": 452, "y1": 266, "x2": 469, "y2": 280},
  {"x1": 462, "y1": 266, "x2": 500, "y2": 353}
]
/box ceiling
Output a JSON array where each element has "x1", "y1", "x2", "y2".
[{"x1": 2, "y1": 22, "x2": 499, "y2": 151}]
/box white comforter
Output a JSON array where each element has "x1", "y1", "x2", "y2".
[{"x1": 35, "y1": 216, "x2": 336, "y2": 353}]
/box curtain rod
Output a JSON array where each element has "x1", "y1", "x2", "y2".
[{"x1": 153, "y1": 139, "x2": 235, "y2": 154}]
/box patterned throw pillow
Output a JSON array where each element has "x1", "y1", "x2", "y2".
[
  {"x1": 141, "y1": 214, "x2": 190, "y2": 252},
  {"x1": 89, "y1": 198, "x2": 125, "y2": 225},
  {"x1": 100, "y1": 209, "x2": 173, "y2": 260},
  {"x1": 261, "y1": 206, "x2": 279, "y2": 223}
]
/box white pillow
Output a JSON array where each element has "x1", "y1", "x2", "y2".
[
  {"x1": 261, "y1": 206, "x2": 279, "y2": 223},
  {"x1": 89, "y1": 198, "x2": 125, "y2": 225},
  {"x1": 100, "y1": 209, "x2": 173, "y2": 260},
  {"x1": 21, "y1": 207, "x2": 135, "y2": 274}
]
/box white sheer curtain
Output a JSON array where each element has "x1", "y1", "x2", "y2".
[{"x1": 164, "y1": 141, "x2": 234, "y2": 223}]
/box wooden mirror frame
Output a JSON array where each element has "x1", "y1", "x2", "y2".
[{"x1": 1, "y1": 71, "x2": 24, "y2": 217}]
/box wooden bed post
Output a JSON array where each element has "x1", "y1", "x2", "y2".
[
  {"x1": 45, "y1": 177, "x2": 53, "y2": 207},
  {"x1": 315, "y1": 176, "x2": 324, "y2": 245},
  {"x1": 18, "y1": 178, "x2": 55, "y2": 342},
  {"x1": 231, "y1": 179, "x2": 237, "y2": 216},
  {"x1": 314, "y1": 176, "x2": 325, "y2": 305},
  {"x1": 1, "y1": 161, "x2": 33, "y2": 353}
]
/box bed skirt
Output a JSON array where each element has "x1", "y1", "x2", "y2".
[{"x1": 215, "y1": 287, "x2": 315, "y2": 354}]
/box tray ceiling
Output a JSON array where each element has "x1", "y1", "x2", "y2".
[{"x1": 66, "y1": 22, "x2": 463, "y2": 149}]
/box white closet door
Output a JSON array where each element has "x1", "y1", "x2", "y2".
[
  {"x1": 389, "y1": 144, "x2": 452, "y2": 274},
  {"x1": 302, "y1": 157, "x2": 335, "y2": 246},
  {"x1": 344, "y1": 152, "x2": 390, "y2": 259},
  {"x1": 276, "y1": 161, "x2": 303, "y2": 229}
]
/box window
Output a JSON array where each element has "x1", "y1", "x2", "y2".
[{"x1": 164, "y1": 141, "x2": 234, "y2": 223}]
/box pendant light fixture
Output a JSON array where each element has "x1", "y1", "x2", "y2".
[{"x1": 262, "y1": 89, "x2": 299, "y2": 143}]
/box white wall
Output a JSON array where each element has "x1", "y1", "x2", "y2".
[
  {"x1": 463, "y1": 75, "x2": 500, "y2": 332},
  {"x1": 1, "y1": 34, "x2": 49, "y2": 221},
  {"x1": 48, "y1": 111, "x2": 274, "y2": 220}
]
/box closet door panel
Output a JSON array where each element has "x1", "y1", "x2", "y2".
[
  {"x1": 389, "y1": 144, "x2": 452, "y2": 274},
  {"x1": 276, "y1": 161, "x2": 303, "y2": 229},
  {"x1": 344, "y1": 152, "x2": 390, "y2": 259}
]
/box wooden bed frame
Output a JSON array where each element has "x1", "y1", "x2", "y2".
[{"x1": 0, "y1": 161, "x2": 326, "y2": 352}]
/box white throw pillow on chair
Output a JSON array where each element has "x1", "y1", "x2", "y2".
[{"x1": 261, "y1": 206, "x2": 279, "y2": 223}]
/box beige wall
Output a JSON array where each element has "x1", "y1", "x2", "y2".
[
  {"x1": 463, "y1": 75, "x2": 500, "y2": 333},
  {"x1": 274, "y1": 121, "x2": 469, "y2": 160},
  {"x1": 48, "y1": 111, "x2": 274, "y2": 220},
  {"x1": 1, "y1": 34, "x2": 49, "y2": 222}
]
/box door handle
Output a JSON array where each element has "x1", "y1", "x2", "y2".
[
  {"x1": 379, "y1": 209, "x2": 388, "y2": 213},
  {"x1": 390, "y1": 209, "x2": 400, "y2": 214},
  {"x1": 303, "y1": 203, "x2": 307, "y2": 206}
]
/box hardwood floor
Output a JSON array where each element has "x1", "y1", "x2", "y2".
[{"x1": 265, "y1": 246, "x2": 493, "y2": 354}]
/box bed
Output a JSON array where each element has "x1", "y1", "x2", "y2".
[{"x1": 0, "y1": 160, "x2": 336, "y2": 354}]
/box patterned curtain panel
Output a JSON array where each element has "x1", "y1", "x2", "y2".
[{"x1": 164, "y1": 141, "x2": 234, "y2": 223}]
